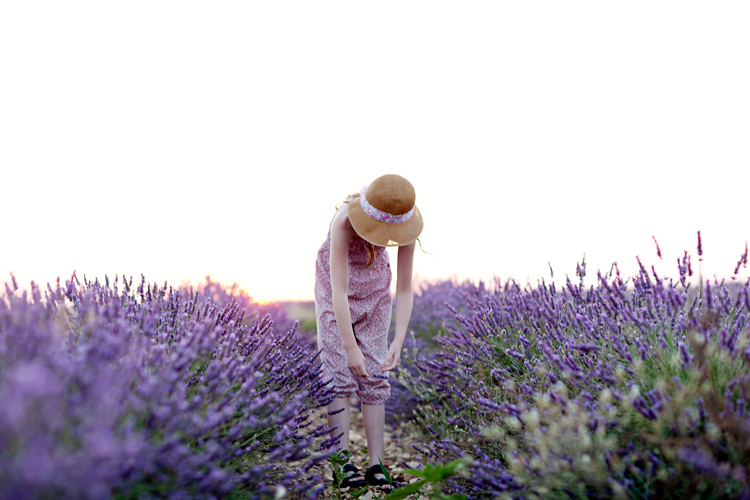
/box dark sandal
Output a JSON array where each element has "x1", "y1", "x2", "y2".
[
  {"x1": 365, "y1": 464, "x2": 400, "y2": 492},
  {"x1": 338, "y1": 463, "x2": 368, "y2": 488}
]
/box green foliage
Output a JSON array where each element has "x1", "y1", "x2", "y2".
[
  {"x1": 329, "y1": 449, "x2": 353, "y2": 489},
  {"x1": 384, "y1": 458, "x2": 471, "y2": 500},
  {"x1": 327, "y1": 449, "x2": 368, "y2": 500},
  {"x1": 300, "y1": 316, "x2": 317, "y2": 333}
]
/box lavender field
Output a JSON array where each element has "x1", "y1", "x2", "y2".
[
  {"x1": 390, "y1": 239, "x2": 750, "y2": 500},
  {"x1": 0, "y1": 276, "x2": 334, "y2": 500},
  {"x1": 2, "y1": 236, "x2": 750, "y2": 499}
]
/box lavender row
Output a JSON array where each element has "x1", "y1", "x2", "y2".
[
  {"x1": 395, "y1": 243, "x2": 750, "y2": 498},
  {"x1": 0, "y1": 274, "x2": 336, "y2": 500}
]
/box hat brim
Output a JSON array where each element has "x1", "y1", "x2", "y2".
[{"x1": 348, "y1": 195, "x2": 423, "y2": 247}]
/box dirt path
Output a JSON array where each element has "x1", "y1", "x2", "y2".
[{"x1": 294, "y1": 401, "x2": 427, "y2": 499}]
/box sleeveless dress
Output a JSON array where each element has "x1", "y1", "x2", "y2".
[{"x1": 314, "y1": 202, "x2": 393, "y2": 405}]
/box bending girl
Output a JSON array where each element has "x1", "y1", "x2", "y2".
[{"x1": 314, "y1": 174, "x2": 423, "y2": 493}]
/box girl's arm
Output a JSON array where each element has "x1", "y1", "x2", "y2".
[
  {"x1": 381, "y1": 240, "x2": 416, "y2": 372},
  {"x1": 329, "y1": 204, "x2": 369, "y2": 377}
]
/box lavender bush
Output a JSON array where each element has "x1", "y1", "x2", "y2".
[
  {"x1": 387, "y1": 279, "x2": 487, "y2": 426},
  {"x1": 396, "y1": 239, "x2": 750, "y2": 499},
  {"x1": 189, "y1": 276, "x2": 301, "y2": 337},
  {"x1": 0, "y1": 274, "x2": 337, "y2": 500}
]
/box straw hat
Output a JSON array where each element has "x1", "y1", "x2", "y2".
[{"x1": 348, "y1": 174, "x2": 424, "y2": 247}]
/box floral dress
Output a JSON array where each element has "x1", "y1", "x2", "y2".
[{"x1": 314, "y1": 204, "x2": 392, "y2": 405}]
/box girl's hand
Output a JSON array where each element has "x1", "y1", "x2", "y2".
[
  {"x1": 380, "y1": 343, "x2": 402, "y2": 372},
  {"x1": 345, "y1": 345, "x2": 369, "y2": 377}
]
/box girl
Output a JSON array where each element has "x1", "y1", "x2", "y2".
[{"x1": 314, "y1": 174, "x2": 423, "y2": 492}]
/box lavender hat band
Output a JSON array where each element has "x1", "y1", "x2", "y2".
[{"x1": 359, "y1": 186, "x2": 415, "y2": 224}]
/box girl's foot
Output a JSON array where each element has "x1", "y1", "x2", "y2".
[
  {"x1": 338, "y1": 463, "x2": 368, "y2": 489},
  {"x1": 364, "y1": 464, "x2": 400, "y2": 492}
]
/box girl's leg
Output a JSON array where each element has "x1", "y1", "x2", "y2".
[
  {"x1": 329, "y1": 396, "x2": 370, "y2": 486},
  {"x1": 361, "y1": 403, "x2": 385, "y2": 470},
  {"x1": 328, "y1": 396, "x2": 352, "y2": 452}
]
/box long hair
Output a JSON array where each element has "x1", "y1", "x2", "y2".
[{"x1": 337, "y1": 193, "x2": 379, "y2": 269}]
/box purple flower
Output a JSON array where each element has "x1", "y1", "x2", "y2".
[
  {"x1": 653, "y1": 236, "x2": 663, "y2": 260},
  {"x1": 0, "y1": 276, "x2": 332, "y2": 500}
]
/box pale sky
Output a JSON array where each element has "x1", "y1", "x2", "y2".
[{"x1": 2, "y1": 1, "x2": 748, "y2": 302}]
